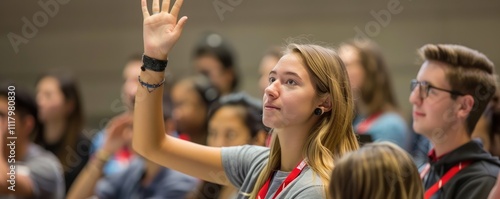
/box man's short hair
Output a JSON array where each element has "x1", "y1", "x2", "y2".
[
  {"x1": 419, "y1": 44, "x2": 497, "y2": 134},
  {"x1": 0, "y1": 81, "x2": 42, "y2": 136}
]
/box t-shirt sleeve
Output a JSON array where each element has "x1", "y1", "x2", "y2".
[
  {"x1": 24, "y1": 154, "x2": 65, "y2": 199},
  {"x1": 221, "y1": 145, "x2": 269, "y2": 188}
]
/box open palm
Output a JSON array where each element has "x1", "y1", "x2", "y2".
[{"x1": 142, "y1": 0, "x2": 187, "y2": 61}]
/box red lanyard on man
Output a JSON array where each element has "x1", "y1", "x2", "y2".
[
  {"x1": 257, "y1": 160, "x2": 307, "y2": 199},
  {"x1": 356, "y1": 112, "x2": 382, "y2": 134},
  {"x1": 420, "y1": 161, "x2": 472, "y2": 199}
]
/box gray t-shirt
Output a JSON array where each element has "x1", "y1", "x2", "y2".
[
  {"x1": 1, "y1": 144, "x2": 65, "y2": 199},
  {"x1": 221, "y1": 145, "x2": 324, "y2": 199}
]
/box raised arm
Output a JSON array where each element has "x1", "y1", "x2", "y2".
[{"x1": 132, "y1": 0, "x2": 229, "y2": 185}]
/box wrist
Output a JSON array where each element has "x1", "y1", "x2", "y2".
[
  {"x1": 143, "y1": 48, "x2": 168, "y2": 61},
  {"x1": 94, "y1": 149, "x2": 112, "y2": 163}
]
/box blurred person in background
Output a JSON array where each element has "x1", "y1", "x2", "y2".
[
  {"x1": 170, "y1": 74, "x2": 220, "y2": 145},
  {"x1": 193, "y1": 32, "x2": 239, "y2": 96},
  {"x1": 90, "y1": 54, "x2": 143, "y2": 176},
  {"x1": 67, "y1": 91, "x2": 197, "y2": 199},
  {"x1": 473, "y1": 88, "x2": 500, "y2": 157},
  {"x1": 329, "y1": 142, "x2": 423, "y2": 199},
  {"x1": 187, "y1": 92, "x2": 267, "y2": 199},
  {"x1": 0, "y1": 82, "x2": 65, "y2": 199},
  {"x1": 35, "y1": 70, "x2": 89, "y2": 193},
  {"x1": 338, "y1": 39, "x2": 410, "y2": 149},
  {"x1": 258, "y1": 46, "x2": 283, "y2": 95}
]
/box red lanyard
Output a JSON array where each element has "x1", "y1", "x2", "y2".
[
  {"x1": 421, "y1": 161, "x2": 472, "y2": 199},
  {"x1": 257, "y1": 160, "x2": 307, "y2": 199},
  {"x1": 356, "y1": 112, "x2": 382, "y2": 134}
]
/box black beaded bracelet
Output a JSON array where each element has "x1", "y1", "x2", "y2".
[
  {"x1": 138, "y1": 76, "x2": 165, "y2": 93},
  {"x1": 141, "y1": 54, "x2": 168, "y2": 72}
]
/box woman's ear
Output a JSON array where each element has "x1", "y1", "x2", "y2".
[
  {"x1": 252, "y1": 130, "x2": 268, "y2": 147},
  {"x1": 319, "y1": 96, "x2": 333, "y2": 113}
]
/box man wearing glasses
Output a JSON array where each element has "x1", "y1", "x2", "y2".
[{"x1": 410, "y1": 44, "x2": 500, "y2": 199}]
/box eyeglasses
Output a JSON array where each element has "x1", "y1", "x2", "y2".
[{"x1": 410, "y1": 79, "x2": 465, "y2": 99}]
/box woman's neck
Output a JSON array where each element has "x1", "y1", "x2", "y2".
[
  {"x1": 275, "y1": 126, "x2": 310, "y2": 172},
  {"x1": 44, "y1": 119, "x2": 66, "y2": 145}
]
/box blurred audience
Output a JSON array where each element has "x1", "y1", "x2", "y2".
[
  {"x1": 187, "y1": 92, "x2": 267, "y2": 199},
  {"x1": 329, "y1": 142, "x2": 423, "y2": 199},
  {"x1": 34, "y1": 70, "x2": 90, "y2": 193},
  {"x1": 473, "y1": 88, "x2": 500, "y2": 157},
  {"x1": 170, "y1": 74, "x2": 220, "y2": 145},
  {"x1": 258, "y1": 46, "x2": 283, "y2": 95},
  {"x1": 90, "y1": 54, "x2": 142, "y2": 176},
  {"x1": 338, "y1": 39, "x2": 410, "y2": 149},
  {"x1": 0, "y1": 82, "x2": 65, "y2": 199},
  {"x1": 193, "y1": 32, "x2": 239, "y2": 96},
  {"x1": 67, "y1": 92, "x2": 197, "y2": 199}
]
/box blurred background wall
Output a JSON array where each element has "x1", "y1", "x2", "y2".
[{"x1": 1, "y1": 0, "x2": 499, "y2": 130}]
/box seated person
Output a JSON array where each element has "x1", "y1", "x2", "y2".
[
  {"x1": 329, "y1": 142, "x2": 423, "y2": 199},
  {"x1": 67, "y1": 92, "x2": 197, "y2": 199},
  {"x1": 0, "y1": 82, "x2": 65, "y2": 199}
]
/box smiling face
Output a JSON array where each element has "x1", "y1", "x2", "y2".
[
  {"x1": 262, "y1": 53, "x2": 320, "y2": 129},
  {"x1": 409, "y1": 61, "x2": 461, "y2": 138}
]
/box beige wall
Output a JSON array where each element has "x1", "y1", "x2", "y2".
[{"x1": 2, "y1": 0, "x2": 499, "y2": 129}]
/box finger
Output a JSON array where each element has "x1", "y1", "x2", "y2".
[
  {"x1": 152, "y1": 0, "x2": 160, "y2": 13},
  {"x1": 141, "y1": 0, "x2": 150, "y2": 19},
  {"x1": 174, "y1": 16, "x2": 188, "y2": 34},
  {"x1": 162, "y1": 0, "x2": 170, "y2": 13},
  {"x1": 170, "y1": 0, "x2": 184, "y2": 19}
]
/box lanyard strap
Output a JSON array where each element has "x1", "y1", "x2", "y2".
[
  {"x1": 356, "y1": 112, "x2": 382, "y2": 134},
  {"x1": 257, "y1": 160, "x2": 307, "y2": 199},
  {"x1": 423, "y1": 161, "x2": 472, "y2": 199}
]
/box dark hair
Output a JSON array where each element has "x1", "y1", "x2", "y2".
[
  {"x1": 194, "y1": 33, "x2": 239, "y2": 92},
  {"x1": 208, "y1": 92, "x2": 267, "y2": 137},
  {"x1": 192, "y1": 74, "x2": 221, "y2": 108},
  {"x1": 340, "y1": 39, "x2": 399, "y2": 116},
  {"x1": 0, "y1": 81, "x2": 42, "y2": 136},
  {"x1": 34, "y1": 70, "x2": 85, "y2": 171}
]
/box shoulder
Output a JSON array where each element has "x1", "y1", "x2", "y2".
[{"x1": 375, "y1": 112, "x2": 407, "y2": 125}]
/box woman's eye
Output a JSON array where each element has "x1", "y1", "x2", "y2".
[
  {"x1": 286, "y1": 79, "x2": 297, "y2": 85},
  {"x1": 268, "y1": 77, "x2": 276, "y2": 84}
]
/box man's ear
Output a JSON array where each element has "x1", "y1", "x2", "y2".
[
  {"x1": 457, "y1": 95, "x2": 475, "y2": 119},
  {"x1": 318, "y1": 96, "x2": 333, "y2": 113}
]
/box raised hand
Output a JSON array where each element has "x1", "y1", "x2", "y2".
[
  {"x1": 102, "y1": 113, "x2": 134, "y2": 154},
  {"x1": 142, "y1": 0, "x2": 188, "y2": 61}
]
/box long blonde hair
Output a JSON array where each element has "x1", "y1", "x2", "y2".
[
  {"x1": 248, "y1": 43, "x2": 359, "y2": 198},
  {"x1": 329, "y1": 142, "x2": 423, "y2": 199}
]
